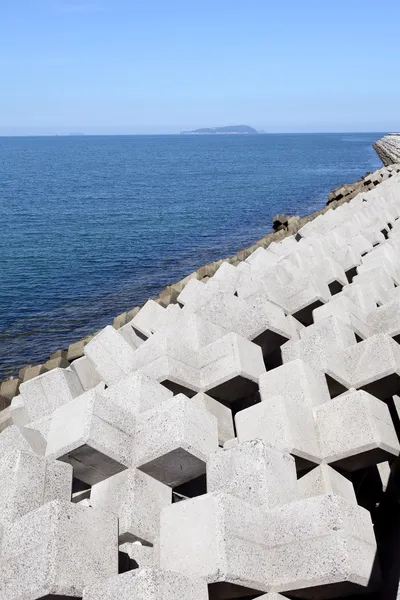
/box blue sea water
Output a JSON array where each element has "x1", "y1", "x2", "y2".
[{"x1": 0, "y1": 133, "x2": 384, "y2": 379}]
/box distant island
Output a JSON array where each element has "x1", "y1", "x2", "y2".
[{"x1": 180, "y1": 125, "x2": 258, "y2": 135}]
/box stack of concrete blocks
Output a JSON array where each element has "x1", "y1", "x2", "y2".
[{"x1": 3, "y1": 175, "x2": 400, "y2": 599}]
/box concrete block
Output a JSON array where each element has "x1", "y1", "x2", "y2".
[
  {"x1": 259, "y1": 359, "x2": 331, "y2": 408},
  {"x1": 84, "y1": 325, "x2": 137, "y2": 386},
  {"x1": 297, "y1": 464, "x2": 357, "y2": 503},
  {"x1": 24, "y1": 414, "x2": 52, "y2": 443},
  {"x1": 377, "y1": 461, "x2": 391, "y2": 492},
  {"x1": 368, "y1": 298, "x2": 400, "y2": 342},
  {"x1": 50, "y1": 349, "x2": 68, "y2": 360},
  {"x1": 119, "y1": 542, "x2": 155, "y2": 569},
  {"x1": 134, "y1": 394, "x2": 218, "y2": 487},
  {"x1": 82, "y1": 567, "x2": 209, "y2": 600},
  {"x1": 207, "y1": 439, "x2": 297, "y2": 509},
  {"x1": 131, "y1": 300, "x2": 166, "y2": 338},
  {"x1": 265, "y1": 495, "x2": 376, "y2": 597},
  {"x1": 141, "y1": 355, "x2": 202, "y2": 397},
  {"x1": 236, "y1": 395, "x2": 321, "y2": 469},
  {"x1": 21, "y1": 364, "x2": 48, "y2": 382},
  {"x1": 0, "y1": 378, "x2": 21, "y2": 400},
  {"x1": 0, "y1": 450, "x2": 72, "y2": 526},
  {"x1": 159, "y1": 492, "x2": 268, "y2": 594},
  {"x1": 314, "y1": 390, "x2": 400, "y2": 471},
  {"x1": 113, "y1": 311, "x2": 128, "y2": 329},
  {"x1": 67, "y1": 339, "x2": 86, "y2": 361},
  {"x1": 0, "y1": 499, "x2": 118, "y2": 599},
  {"x1": 102, "y1": 370, "x2": 172, "y2": 417},
  {"x1": 0, "y1": 424, "x2": 46, "y2": 456},
  {"x1": 337, "y1": 334, "x2": 400, "y2": 399},
  {"x1": 190, "y1": 392, "x2": 234, "y2": 445},
  {"x1": 69, "y1": 355, "x2": 104, "y2": 391},
  {"x1": 0, "y1": 406, "x2": 12, "y2": 433},
  {"x1": 46, "y1": 388, "x2": 136, "y2": 484},
  {"x1": 44, "y1": 356, "x2": 70, "y2": 371},
  {"x1": 19, "y1": 367, "x2": 84, "y2": 422},
  {"x1": 119, "y1": 321, "x2": 147, "y2": 349},
  {"x1": 90, "y1": 468, "x2": 171, "y2": 544},
  {"x1": 201, "y1": 332, "x2": 266, "y2": 403}
]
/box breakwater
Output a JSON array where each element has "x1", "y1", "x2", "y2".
[
  {"x1": 1, "y1": 151, "x2": 400, "y2": 598},
  {"x1": 1, "y1": 155, "x2": 399, "y2": 408},
  {"x1": 374, "y1": 134, "x2": 400, "y2": 165}
]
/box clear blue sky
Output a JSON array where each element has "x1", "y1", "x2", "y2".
[{"x1": 1, "y1": 0, "x2": 399, "y2": 134}]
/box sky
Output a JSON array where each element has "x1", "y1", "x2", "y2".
[{"x1": 1, "y1": 0, "x2": 399, "y2": 135}]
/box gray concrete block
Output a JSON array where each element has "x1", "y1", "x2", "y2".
[
  {"x1": 67, "y1": 339, "x2": 86, "y2": 361},
  {"x1": 69, "y1": 355, "x2": 104, "y2": 391},
  {"x1": 297, "y1": 464, "x2": 357, "y2": 503},
  {"x1": 19, "y1": 367, "x2": 84, "y2": 422},
  {"x1": 44, "y1": 356, "x2": 70, "y2": 370},
  {"x1": 0, "y1": 378, "x2": 21, "y2": 400},
  {"x1": 259, "y1": 358, "x2": 331, "y2": 408},
  {"x1": 235, "y1": 395, "x2": 321, "y2": 469},
  {"x1": 21, "y1": 364, "x2": 48, "y2": 382},
  {"x1": 82, "y1": 567, "x2": 209, "y2": 600},
  {"x1": 0, "y1": 450, "x2": 72, "y2": 526},
  {"x1": 0, "y1": 424, "x2": 46, "y2": 456},
  {"x1": 131, "y1": 300, "x2": 167, "y2": 338},
  {"x1": 159, "y1": 492, "x2": 268, "y2": 594},
  {"x1": 201, "y1": 332, "x2": 266, "y2": 403},
  {"x1": 101, "y1": 370, "x2": 172, "y2": 416},
  {"x1": 84, "y1": 326, "x2": 137, "y2": 386},
  {"x1": 265, "y1": 495, "x2": 376, "y2": 596},
  {"x1": 46, "y1": 388, "x2": 136, "y2": 484},
  {"x1": 190, "y1": 392, "x2": 234, "y2": 445},
  {"x1": 0, "y1": 499, "x2": 118, "y2": 599},
  {"x1": 207, "y1": 439, "x2": 297, "y2": 510},
  {"x1": 50, "y1": 349, "x2": 68, "y2": 360},
  {"x1": 90, "y1": 467, "x2": 171, "y2": 544},
  {"x1": 134, "y1": 394, "x2": 218, "y2": 487},
  {"x1": 313, "y1": 390, "x2": 400, "y2": 471}
]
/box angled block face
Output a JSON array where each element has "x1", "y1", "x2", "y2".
[
  {"x1": 82, "y1": 567, "x2": 209, "y2": 600},
  {"x1": 314, "y1": 390, "x2": 400, "y2": 471},
  {"x1": 265, "y1": 495, "x2": 376, "y2": 597},
  {"x1": 46, "y1": 389, "x2": 136, "y2": 484},
  {"x1": 101, "y1": 371, "x2": 173, "y2": 416},
  {"x1": 134, "y1": 395, "x2": 218, "y2": 486},
  {"x1": 201, "y1": 332, "x2": 266, "y2": 403},
  {"x1": 345, "y1": 334, "x2": 400, "y2": 398},
  {"x1": 70, "y1": 356, "x2": 103, "y2": 391},
  {"x1": 297, "y1": 465, "x2": 357, "y2": 504},
  {"x1": 0, "y1": 450, "x2": 72, "y2": 527},
  {"x1": 90, "y1": 468, "x2": 171, "y2": 545},
  {"x1": 235, "y1": 395, "x2": 321, "y2": 468},
  {"x1": 259, "y1": 359, "x2": 331, "y2": 408},
  {"x1": 207, "y1": 440, "x2": 297, "y2": 510},
  {"x1": 140, "y1": 355, "x2": 202, "y2": 397},
  {"x1": 84, "y1": 326, "x2": 137, "y2": 386},
  {"x1": 268, "y1": 532, "x2": 376, "y2": 599},
  {"x1": 0, "y1": 500, "x2": 118, "y2": 600},
  {"x1": 0, "y1": 424, "x2": 46, "y2": 456},
  {"x1": 159, "y1": 492, "x2": 268, "y2": 594},
  {"x1": 190, "y1": 392, "x2": 234, "y2": 446},
  {"x1": 131, "y1": 300, "x2": 167, "y2": 337},
  {"x1": 19, "y1": 367, "x2": 83, "y2": 422}
]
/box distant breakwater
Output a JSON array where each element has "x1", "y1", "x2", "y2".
[
  {"x1": 1, "y1": 140, "x2": 398, "y2": 407},
  {"x1": 374, "y1": 134, "x2": 400, "y2": 166}
]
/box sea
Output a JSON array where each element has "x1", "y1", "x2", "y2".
[{"x1": 0, "y1": 132, "x2": 384, "y2": 379}]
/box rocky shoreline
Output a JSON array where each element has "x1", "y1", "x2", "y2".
[{"x1": 1, "y1": 139, "x2": 399, "y2": 408}]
